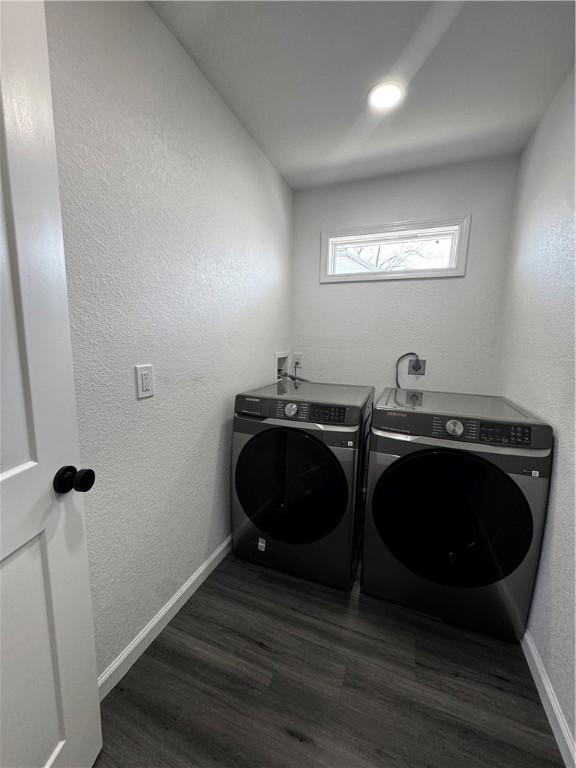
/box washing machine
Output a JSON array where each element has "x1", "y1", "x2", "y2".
[
  {"x1": 362, "y1": 388, "x2": 553, "y2": 640},
  {"x1": 232, "y1": 379, "x2": 374, "y2": 588}
]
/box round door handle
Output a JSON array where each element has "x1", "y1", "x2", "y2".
[
  {"x1": 53, "y1": 466, "x2": 96, "y2": 494},
  {"x1": 74, "y1": 468, "x2": 96, "y2": 493}
]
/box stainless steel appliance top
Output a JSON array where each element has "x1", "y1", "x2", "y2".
[
  {"x1": 372, "y1": 388, "x2": 552, "y2": 449},
  {"x1": 376, "y1": 388, "x2": 543, "y2": 424},
  {"x1": 243, "y1": 379, "x2": 374, "y2": 408}
]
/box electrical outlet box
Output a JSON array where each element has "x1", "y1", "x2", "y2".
[
  {"x1": 135, "y1": 364, "x2": 154, "y2": 399},
  {"x1": 408, "y1": 358, "x2": 426, "y2": 376},
  {"x1": 274, "y1": 351, "x2": 290, "y2": 380}
]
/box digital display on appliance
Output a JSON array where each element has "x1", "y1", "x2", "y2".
[
  {"x1": 479, "y1": 423, "x2": 531, "y2": 445},
  {"x1": 309, "y1": 405, "x2": 346, "y2": 423}
]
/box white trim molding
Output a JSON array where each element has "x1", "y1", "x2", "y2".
[
  {"x1": 522, "y1": 630, "x2": 576, "y2": 768},
  {"x1": 98, "y1": 536, "x2": 232, "y2": 700}
]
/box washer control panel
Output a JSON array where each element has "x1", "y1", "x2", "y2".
[
  {"x1": 235, "y1": 394, "x2": 365, "y2": 427},
  {"x1": 271, "y1": 400, "x2": 347, "y2": 423},
  {"x1": 309, "y1": 404, "x2": 346, "y2": 424},
  {"x1": 273, "y1": 400, "x2": 310, "y2": 421}
]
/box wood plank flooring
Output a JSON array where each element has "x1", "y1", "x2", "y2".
[{"x1": 96, "y1": 555, "x2": 563, "y2": 768}]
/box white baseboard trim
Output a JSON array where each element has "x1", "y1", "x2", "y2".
[
  {"x1": 98, "y1": 536, "x2": 232, "y2": 700},
  {"x1": 522, "y1": 630, "x2": 575, "y2": 768}
]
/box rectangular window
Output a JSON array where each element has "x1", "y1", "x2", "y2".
[{"x1": 320, "y1": 216, "x2": 471, "y2": 283}]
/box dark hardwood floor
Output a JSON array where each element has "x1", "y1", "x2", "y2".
[{"x1": 96, "y1": 555, "x2": 562, "y2": 768}]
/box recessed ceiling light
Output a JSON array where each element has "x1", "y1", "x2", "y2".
[{"x1": 368, "y1": 81, "x2": 405, "y2": 112}]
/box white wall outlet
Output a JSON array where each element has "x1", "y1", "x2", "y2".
[
  {"x1": 293, "y1": 351, "x2": 304, "y2": 375},
  {"x1": 135, "y1": 364, "x2": 154, "y2": 399}
]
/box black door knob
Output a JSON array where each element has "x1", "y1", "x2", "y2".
[{"x1": 53, "y1": 466, "x2": 96, "y2": 494}]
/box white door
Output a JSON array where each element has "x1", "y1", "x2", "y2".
[{"x1": 0, "y1": 3, "x2": 102, "y2": 767}]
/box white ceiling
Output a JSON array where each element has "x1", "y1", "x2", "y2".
[{"x1": 152, "y1": 1, "x2": 575, "y2": 189}]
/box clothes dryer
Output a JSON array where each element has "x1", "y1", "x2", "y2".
[{"x1": 362, "y1": 388, "x2": 553, "y2": 639}]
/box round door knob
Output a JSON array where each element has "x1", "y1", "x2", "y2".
[
  {"x1": 74, "y1": 468, "x2": 96, "y2": 493},
  {"x1": 445, "y1": 419, "x2": 464, "y2": 437},
  {"x1": 284, "y1": 402, "x2": 298, "y2": 418},
  {"x1": 53, "y1": 466, "x2": 96, "y2": 494}
]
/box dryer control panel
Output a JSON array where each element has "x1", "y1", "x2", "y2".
[
  {"x1": 374, "y1": 410, "x2": 554, "y2": 449},
  {"x1": 430, "y1": 415, "x2": 532, "y2": 445},
  {"x1": 371, "y1": 388, "x2": 553, "y2": 450}
]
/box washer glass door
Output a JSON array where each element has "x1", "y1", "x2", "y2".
[
  {"x1": 236, "y1": 427, "x2": 348, "y2": 544},
  {"x1": 372, "y1": 449, "x2": 533, "y2": 587}
]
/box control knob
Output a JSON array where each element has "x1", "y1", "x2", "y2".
[
  {"x1": 445, "y1": 419, "x2": 464, "y2": 437},
  {"x1": 284, "y1": 402, "x2": 298, "y2": 418}
]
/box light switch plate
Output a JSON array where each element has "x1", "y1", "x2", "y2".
[{"x1": 135, "y1": 364, "x2": 154, "y2": 399}]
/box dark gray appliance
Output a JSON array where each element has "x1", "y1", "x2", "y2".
[
  {"x1": 232, "y1": 379, "x2": 374, "y2": 588},
  {"x1": 362, "y1": 388, "x2": 553, "y2": 640}
]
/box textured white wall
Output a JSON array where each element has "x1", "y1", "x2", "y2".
[
  {"x1": 499, "y1": 71, "x2": 575, "y2": 744},
  {"x1": 45, "y1": 2, "x2": 291, "y2": 676},
  {"x1": 292, "y1": 157, "x2": 519, "y2": 394}
]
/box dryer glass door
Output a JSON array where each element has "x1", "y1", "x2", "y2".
[
  {"x1": 236, "y1": 427, "x2": 348, "y2": 544},
  {"x1": 372, "y1": 449, "x2": 533, "y2": 588}
]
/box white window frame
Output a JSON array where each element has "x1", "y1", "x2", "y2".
[{"x1": 320, "y1": 215, "x2": 471, "y2": 284}]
